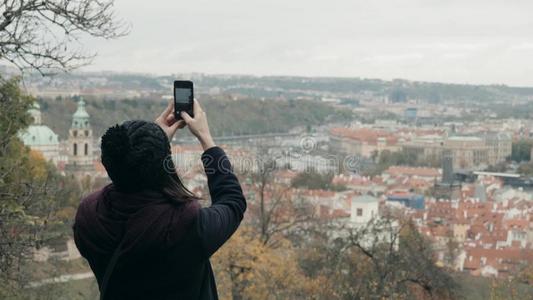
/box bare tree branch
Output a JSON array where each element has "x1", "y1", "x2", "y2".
[{"x1": 0, "y1": 0, "x2": 129, "y2": 75}]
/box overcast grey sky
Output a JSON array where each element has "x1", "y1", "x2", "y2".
[{"x1": 82, "y1": 0, "x2": 533, "y2": 86}]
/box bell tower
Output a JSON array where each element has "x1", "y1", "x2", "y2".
[
  {"x1": 29, "y1": 102, "x2": 42, "y2": 124},
  {"x1": 66, "y1": 97, "x2": 94, "y2": 173}
]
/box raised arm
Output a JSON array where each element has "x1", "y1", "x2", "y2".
[
  {"x1": 196, "y1": 146, "x2": 246, "y2": 256},
  {"x1": 180, "y1": 99, "x2": 247, "y2": 257}
]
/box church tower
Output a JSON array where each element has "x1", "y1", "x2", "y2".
[
  {"x1": 29, "y1": 102, "x2": 42, "y2": 124},
  {"x1": 66, "y1": 98, "x2": 95, "y2": 175}
]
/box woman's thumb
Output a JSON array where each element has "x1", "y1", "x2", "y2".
[{"x1": 180, "y1": 111, "x2": 193, "y2": 123}]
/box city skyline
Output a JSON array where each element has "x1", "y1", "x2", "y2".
[{"x1": 3, "y1": 0, "x2": 533, "y2": 297}]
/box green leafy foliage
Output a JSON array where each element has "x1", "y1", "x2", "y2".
[
  {"x1": 363, "y1": 149, "x2": 439, "y2": 177},
  {"x1": 0, "y1": 78, "x2": 81, "y2": 296},
  {"x1": 40, "y1": 96, "x2": 349, "y2": 139},
  {"x1": 511, "y1": 139, "x2": 533, "y2": 162},
  {"x1": 517, "y1": 162, "x2": 533, "y2": 176},
  {"x1": 298, "y1": 219, "x2": 458, "y2": 299},
  {"x1": 291, "y1": 169, "x2": 345, "y2": 191}
]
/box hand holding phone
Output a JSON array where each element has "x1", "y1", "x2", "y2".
[
  {"x1": 155, "y1": 100, "x2": 186, "y2": 140},
  {"x1": 181, "y1": 99, "x2": 215, "y2": 151},
  {"x1": 174, "y1": 80, "x2": 194, "y2": 120}
]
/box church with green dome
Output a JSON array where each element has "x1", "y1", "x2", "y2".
[
  {"x1": 65, "y1": 98, "x2": 96, "y2": 177},
  {"x1": 18, "y1": 103, "x2": 60, "y2": 163},
  {"x1": 19, "y1": 98, "x2": 96, "y2": 179}
]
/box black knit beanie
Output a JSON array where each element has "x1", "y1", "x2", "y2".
[{"x1": 101, "y1": 120, "x2": 171, "y2": 192}]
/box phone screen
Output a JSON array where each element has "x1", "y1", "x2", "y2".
[
  {"x1": 173, "y1": 81, "x2": 194, "y2": 120},
  {"x1": 175, "y1": 88, "x2": 192, "y2": 104}
]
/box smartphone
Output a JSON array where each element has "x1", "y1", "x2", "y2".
[{"x1": 173, "y1": 80, "x2": 194, "y2": 120}]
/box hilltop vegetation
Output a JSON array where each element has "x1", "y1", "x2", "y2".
[
  {"x1": 27, "y1": 72, "x2": 533, "y2": 105},
  {"x1": 0, "y1": 78, "x2": 82, "y2": 296},
  {"x1": 192, "y1": 76, "x2": 533, "y2": 103},
  {"x1": 39, "y1": 96, "x2": 352, "y2": 139}
]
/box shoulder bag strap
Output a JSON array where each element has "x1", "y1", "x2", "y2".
[{"x1": 99, "y1": 240, "x2": 124, "y2": 300}]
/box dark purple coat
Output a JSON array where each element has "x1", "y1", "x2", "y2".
[{"x1": 73, "y1": 147, "x2": 246, "y2": 299}]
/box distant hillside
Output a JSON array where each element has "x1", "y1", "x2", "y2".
[
  {"x1": 26, "y1": 71, "x2": 533, "y2": 104},
  {"x1": 39, "y1": 96, "x2": 351, "y2": 139},
  {"x1": 189, "y1": 76, "x2": 533, "y2": 104}
]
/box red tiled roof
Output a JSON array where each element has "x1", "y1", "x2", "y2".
[
  {"x1": 332, "y1": 174, "x2": 369, "y2": 186},
  {"x1": 430, "y1": 225, "x2": 451, "y2": 237},
  {"x1": 331, "y1": 209, "x2": 350, "y2": 218},
  {"x1": 171, "y1": 144, "x2": 203, "y2": 153},
  {"x1": 300, "y1": 189, "x2": 336, "y2": 198},
  {"x1": 274, "y1": 169, "x2": 299, "y2": 180},
  {"x1": 504, "y1": 218, "x2": 529, "y2": 230},
  {"x1": 465, "y1": 249, "x2": 516, "y2": 272}
]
